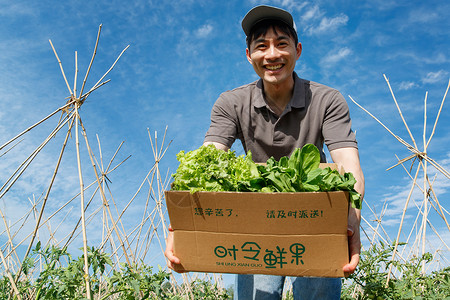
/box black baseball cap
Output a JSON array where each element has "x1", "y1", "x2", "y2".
[{"x1": 241, "y1": 5, "x2": 295, "y2": 36}]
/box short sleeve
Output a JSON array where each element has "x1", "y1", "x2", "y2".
[
  {"x1": 322, "y1": 91, "x2": 357, "y2": 151},
  {"x1": 204, "y1": 94, "x2": 239, "y2": 148}
]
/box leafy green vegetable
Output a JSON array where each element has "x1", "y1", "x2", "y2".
[
  {"x1": 171, "y1": 144, "x2": 264, "y2": 193},
  {"x1": 171, "y1": 144, "x2": 362, "y2": 209}
]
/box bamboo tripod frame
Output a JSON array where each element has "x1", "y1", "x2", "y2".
[
  {"x1": 350, "y1": 75, "x2": 450, "y2": 287},
  {"x1": 0, "y1": 25, "x2": 225, "y2": 300}
]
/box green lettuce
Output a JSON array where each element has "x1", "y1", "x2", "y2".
[
  {"x1": 171, "y1": 144, "x2": 264, "y2": 193},
  {"x1": 171, "y1": 144, "x2": 362, "y2": 209}
]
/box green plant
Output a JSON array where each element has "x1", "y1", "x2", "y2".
[
  {"x1": 0, "y1": 243, "x2": 233, "y2": 299},
  {"x1": 180, "y1": 280, "x2": 230, "y2": 300},
  {"x1": 341, "y1": 241, "x2": 450, "y2": 299},
  {"x1": 105, "y1": 263, "x2": 172, "y2": 299},
  {"x1": 32, "y1": 243, "x2": 112, "y2": 299},
  {"x1": 6, "y1": 241, "x2": 449, "y2": 299}
]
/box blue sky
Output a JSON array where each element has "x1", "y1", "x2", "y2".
[{"x1": 1, "y1": 0, "x2": 449, "y2": 281}]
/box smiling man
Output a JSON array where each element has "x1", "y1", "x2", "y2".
[{"x1": 165, "y1": 5, "x2": 364, "y2": 300}]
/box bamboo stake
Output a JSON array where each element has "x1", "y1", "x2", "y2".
[
  {"x1": 0, "y1": 112, "x2": 72, "y2": 198},
  {"x1": 0, "y1": 138, "x2": 23, "y2": 158},
  {"x1": 1, "y1": 203, "x2": 38, "y2": 262},
  {"x1": 74, "y1": 51, "x2": 78, "y2": 99},
  {"x1": 134, "y1": 162, "x2": 157, "y2": 256},
  {"x1": 405, "y1": 189, "x2": 449, "y2": 260},
  {"x1": 104, "y1": 141, "x2": 127, "y2": 173},
  {"x1": 426, "y1": 219, "x2": 450, "y2": 251},
  {"x1": 0, "y1": 247, "x2": 22, "y2": 300},
  {"x1": 0, "y1": 97, "x2": 76, "y2": 153},
  {"x1": 104, "y1": 181, "x2": 136, "y2": 262},
  {"x1": 349, "y1": 95, "x2": 414, "y2": 150},
  {"x1": 349, "y1": 95, "x2": 450, "y2": 179},
  {"x1": 97, "y1": 135, "x2": 104, "y2": 174},
  {"x1": 421, "y1": 91, "x2": 428, "y2": 274},
  {"x1": 3, "y1": 179, "x2": 98, "y2": 260},
  {"x1": 148, "y1": 128, "x2": 172, "y2": 237},
  {"x1": 11, "y1": 113, "x2": 75, "y2": 293},
  {"x1": 396, "y1": 153, "x2": 450, "y2": 232},
  {"x1": 87, "y1": 45, "x2": 130, "y2": 95},
  {"x1": 383, "y1": 74, "x2": 418, "y2": 149},
  {"x1": 0, "y1": 208, "x2": 19, "y2": 266},
  {"x1": 366, "y1": 202, "x2": 387, "y2": 246},
  {"x1": 2, "y1": 115, "x2": 72, "y2": 283},
  {"x1": 400, "y1": 196, "x2": 423, "y2": 260},
  {"x1": 49, "y1": 39, "x2": 73, "y2": 96},
  {"x1": 0, "y1": 196, "x2": 35, "y2": 241},
  {"x1": 386, "y1": 162, "x2": 421, "y2": 286},
  {"x1": 98, "y1": 160, "x2": 157, "y2": 250},
  {"x1": 57, "y1": 151, "x2": 129, "y2": 252},
  {"x1": 78, "y1": 119, "x2": 132, "y2": 266},
  {"x1": 426, "y1": 79, "x2": 449, "y2": 148},
  {"x1": 61, "y1": 185, "x2": 101, "y2": 249},
  {"x1": 79, "y1": 24, "x2": 102, "y2": 98},
  {"x1": 79, "y1": 79, "x2": 111, "y2": 103},
  {"x1": 426, "y1": 175, "x2": 450, "y2": 232},
  {"x1": 74, "y1": 108, "x2": 92, "y2": 299}
]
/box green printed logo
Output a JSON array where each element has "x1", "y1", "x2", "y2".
[{"x1": 214, "y1": 242, "x2": 306, "y2": 269}]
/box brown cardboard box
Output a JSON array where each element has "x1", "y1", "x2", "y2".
[{"x1": 165, "y1": 164, "x2": 349, "y2": 277}]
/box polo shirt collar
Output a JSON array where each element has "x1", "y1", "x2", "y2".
[{"x1": 253, "y1": 72, "x2": 306, "y2": 109}]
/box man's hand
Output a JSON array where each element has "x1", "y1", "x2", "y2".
[
  {"x1": 164, "y1": 225, "x2": 183, "y2": 272},
  {"x1": 343, "y1": 207, "x2": 361, "y2": 277}
]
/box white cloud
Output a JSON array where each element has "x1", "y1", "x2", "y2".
[
  {"x1": 321, "y1": 47, "x2": 352, "y2": 65},
  {"x1": 422, "y1": 70, "x2": 449, "y2": 84},
  {"x1": 0, "y1": 2, "x2": 35, "y2": 17},
  {"x1": 408, "y1": 9, "x2": 439, "y2": 24},
  {"x1": 398, "y1": 81, "x2": 418, "y2": 91},
  {"x1": 278, "y1": 0, "x2": 297, "y2": 10},
  {"x1": 249, "y1": 0, "x2": 299, "y2": 11},
  {"x1": 307, "y1": 13, "x2": 348, "y2": 35},
  {"x1": 301, "y1": 5, "x2": 322, "y2": 22},
  {"x1": 195, "y1": 24, "x2": 213, "y2": 39}
]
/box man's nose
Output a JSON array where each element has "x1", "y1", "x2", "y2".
[{"x1": 266, "y1": 44, "x2": 281, "y2": 59}]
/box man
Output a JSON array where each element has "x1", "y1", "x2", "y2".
[{"x1": 165, "y1": 5, "x2": 364, "y2": 300}]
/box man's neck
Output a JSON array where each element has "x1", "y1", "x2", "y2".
[{"x1": 263, "y1": 74, "x2": 295, "y2": 115}]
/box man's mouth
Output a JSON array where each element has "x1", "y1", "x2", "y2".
[{"x1": 265, "y1": 64, "x2": 283, "y2": 71}]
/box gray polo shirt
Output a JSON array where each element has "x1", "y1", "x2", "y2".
[{"x1": 204, "y1": 73, "x2": 357, "y2": 163}]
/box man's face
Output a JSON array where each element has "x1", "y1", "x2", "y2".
[{"x1": 246, "y1": 27, "x2": 302, "y2": 87}]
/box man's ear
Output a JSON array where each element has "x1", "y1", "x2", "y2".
[
  {"x1": 296, "y1": 42, "x2": 302, "y2": 60},
  {"x1": 246, "y1": 48, "x2": 253, "y2": 64}
]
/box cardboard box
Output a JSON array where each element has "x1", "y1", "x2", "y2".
[{"x1": 165, "y1": 164, "x2": 349, "y2": 277}]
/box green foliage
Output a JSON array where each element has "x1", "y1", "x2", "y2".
[
  {"x1": 1, "y1": 244, "x2": 232, "y2": 300},
  {"x1": 105, "y1": 264, "x2": 172, "y2": 299},
  {"x1": 32, "y1": 243, "x2": 112, "y2": 299},
  {"x1": 171, "y1": 144, "x2": 362, "y2": 209},
  {"x1": 341, "y1": 241, "x2": 450, "y2": 299},
  {"x1": 3, "y1": 241, "x2": 448, "y2": 299},
  {"x1": 181, "y1": 280, "x2": 230, "y2": 300}
]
